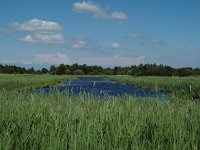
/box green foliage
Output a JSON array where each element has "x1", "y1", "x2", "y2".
[
  {"x1": 1, "y1": 63, "x2": 200, "y2": 76},
  {"x1": 50, "y1": 65, "x2": 57, "y2": 74},
  {"x1": 0, "y1": 75, "x2": 200, "y2": 149},
  {"x1": 65, "y1": 69, "x2": 72, "y2": 75},
  {"x1": 73, "y1": 69, "x2": 84, "y2": 75},
  {"x1": 57, "y1": 64, "x2": 67, "y2": 75},
  {"x1": 41, "y1": 68, "x2": 48, "y2": 74},
  {"x1": 0, "y1": 91, "x2": 200, "y2": 149}
]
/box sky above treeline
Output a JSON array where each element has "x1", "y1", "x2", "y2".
[{"x1": 0, "y1": 0, "x2": 199, "y2": 68}]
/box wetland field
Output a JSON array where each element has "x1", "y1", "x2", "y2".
[{"x1": 0, "y1": 74, "x2": 200, "y2": 149}]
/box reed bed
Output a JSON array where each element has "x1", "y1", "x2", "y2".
[{"x1": 0, "y1": 75, "x2": 200, "y2": 149}]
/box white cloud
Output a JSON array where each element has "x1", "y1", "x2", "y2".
[
  {"x1": 12, "y1": 19, "x2": 62, "y2": 31},
  {"x1": 73, "y1": 1, "x2": 127, "y2": 20},
  {"x1": 21, "y1": 32, "x2": 64, "y2": 44},
  {"x1": 34, "y1": 53, "x2": 72, "y2": 64},
  {"x1": 112, "y1": 42, "x2": 121, "y2": 49},
  {"x1": 73, "y1": 1, "x2": 109, "y2": 19},
  {"x1": 12, "y1": 19, "x2": 65, "y2": 44},
  {"x1": 111, "y1": 11, "x2": 127, "y2": 20},
  {"x1": 21, "y1": 35, "x2": 35, "y2": 43},
  {"x1": 80, "y1": 55, "x2": 144, "y2": 67},
  {"x1": 72, "y1": 38, "x2": 87, "y2": 49}
]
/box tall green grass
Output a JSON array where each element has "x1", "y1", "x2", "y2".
[
  {"x1": 0, "y1": 75, "x2": 200, "y2": 149},
  {"x1": 0, "y1": 74, "x2": 75, "y2": 91},
  {"x1": 0, "y1": 91, "x2": 200, "y2": 149}
]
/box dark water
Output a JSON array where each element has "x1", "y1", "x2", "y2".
[{"x1": 37, "y1": 78, "x2": 170, "y2": 99}]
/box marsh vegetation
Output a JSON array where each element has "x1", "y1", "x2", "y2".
[{"x1": 0, "y1": 75, "x2": 200, "y2": 149}]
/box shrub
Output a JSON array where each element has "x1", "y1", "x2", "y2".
[{"x1": 73, "y1": 69, "x2": 84, "y2": 75}]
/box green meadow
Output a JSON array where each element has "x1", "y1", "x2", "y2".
[{"x1": 0, "y1": 74, "x2": 200, "y2": 149}]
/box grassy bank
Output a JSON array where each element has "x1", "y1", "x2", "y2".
[
  {"x1": 0, "y1": 75, "x2": 200, "y2": 149},
  {"x1": 0, "y1": 74, "x2": 76, "y2": 91}
]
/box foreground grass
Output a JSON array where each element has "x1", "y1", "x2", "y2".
[
  {"x1": 0, "y1": 75, "x2": 200, "y2": 149},
  {"x1": 0, "y1": 91, "x2": 200, "y2": 150},
  {"x1": 108, "y1": 75, "x2": 200, "y2": 100}
]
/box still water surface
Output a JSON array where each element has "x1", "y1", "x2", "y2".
[{"x1": 38, "y1": 78, "x2": 170, "y2": 99}]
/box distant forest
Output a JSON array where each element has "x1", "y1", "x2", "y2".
[{"x1": 0, "y1": 63, "x2": 200, "y2": 76}]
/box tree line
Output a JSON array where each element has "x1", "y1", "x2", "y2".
[{"x1": 0, "y1": 63, "x2": 200, "y2": 76}]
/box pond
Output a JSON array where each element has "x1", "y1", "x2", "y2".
[{"x1": 38, "y1": 78, "x2": 170, "y2": 99}]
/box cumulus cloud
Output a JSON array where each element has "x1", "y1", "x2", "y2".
[
  {"x1": 12, "y1": 19, "x2": 62, "y2": 31},
  {"x1": 21, "y1": 32, "x2": 64, "y2": 44},
  {"x1": 34, "y1": 53, "x2": 72, "y2": 64},
  {"x1": 73, "y1": 1, "x2": 109, "y2": 19},
  {"x1": 73, "y1": 1, "x2": 127, "y2": 20},
  {"x1": 80, "y1": 55, "x2": 144, "y2": 67},
  {"x1": 72, "y1": 38, "x2": 87, "y2": 49},
  {"x1": 112, "y1": 42, "x2": 121, "y2": 49},
  {"x1": 11, "y1": 19, "x2": 65, "y2": 45}
]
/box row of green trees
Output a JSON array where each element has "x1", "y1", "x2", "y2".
[{"x1": 0, "y1": 63, "x2": 200, "y2": 76}]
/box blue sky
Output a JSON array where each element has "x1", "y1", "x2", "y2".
[{"x1": 0, "y1": 0, "x2": 200, "y2": 68}]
